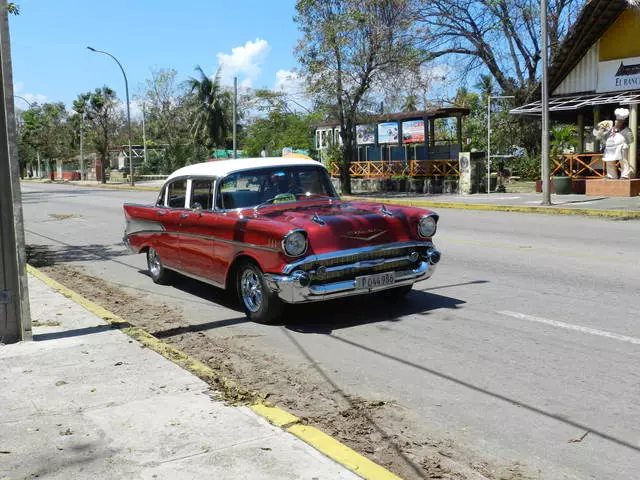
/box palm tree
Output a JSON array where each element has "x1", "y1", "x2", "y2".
[
  {"x1": 186, "y1": 66, "x2": 232, "y2": 151},
  {"x1": 7, "y1": 3, "x2": 19, "y2": 15},
  {"x1": 474, "y1": 74, "x2": 495, "y2": 97}
]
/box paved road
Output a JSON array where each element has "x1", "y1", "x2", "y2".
[{"x1": 21, "y1": 182, "x2": 640, "y2": 479}]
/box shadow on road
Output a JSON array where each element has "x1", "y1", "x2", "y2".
[
  {"x1": 26, "y1": 243, "x2": 129, "y2": 267},
  {"x1": 283, "y1": 289, "x2": 465, "y2": 333},
  {"x1": 327, "y1": 334, "x2": 640, "y2": 456}
]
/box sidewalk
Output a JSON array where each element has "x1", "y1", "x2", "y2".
[
  {"x1": 0, "y1": 273, "x2": 370, "y2": 480},
  {"x1": 343, "y1": 191, "x2": 640, "y2": 217}
]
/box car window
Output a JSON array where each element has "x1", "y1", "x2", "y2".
[
  {"x1": 190, "y1": 179, "x2": 214, "y2": 210},
  {"x1": 216, "y1": 166, "x2": 336, "y2": 209},
  {"x1": 167, "y1": 179, "x2": 187, "y2": 208}
]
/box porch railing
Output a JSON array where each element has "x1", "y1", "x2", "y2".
[
  {"x1": 329, "y1": 159, "x2": 460, "y2": 178},
  {"x1": 552, "y1": 153, "x2": 607, "y2": 178}
]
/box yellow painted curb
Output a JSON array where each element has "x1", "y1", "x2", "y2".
[
  {"x1": 288, "y1": 424, "x2": 403, "y2": 480},
  {"x1": 250, "y1": 404, "x2": 300, "y2": 427},
  {"x1": 27, "y1": 264, "x2": 403, "y2": 480},
  {"x1": 342, "y1": 196, "x2": 640, "y2": 219}
]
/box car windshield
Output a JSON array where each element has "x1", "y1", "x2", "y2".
[{"x1": 216, "y1": 165, "x2": 338, "y2": 210}]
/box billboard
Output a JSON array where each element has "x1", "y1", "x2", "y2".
[
  {"x1": 377, "y1": 122, "x2": 399, "y2": 144},
  {"x1": 402, "y1": 120, "x2": 425, "y2": 144},
  {"x1": 356, "y1": 124, "x2": 376, "y2": 145}
]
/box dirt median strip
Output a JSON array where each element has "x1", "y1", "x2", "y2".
[
  {"x1": 342, "y1": 195, "x2": 640, "y2": 219},
  {"x1": 26, "y1": 264, "x2": 404, "y2": 480}
]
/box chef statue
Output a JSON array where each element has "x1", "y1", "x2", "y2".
[{"x1": 593, "y1": 108, "x2": 634, "y2": 179}]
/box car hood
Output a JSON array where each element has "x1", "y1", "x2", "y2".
[{"x1": 254, "y1": 199, "x2": 426, "y2": 254}]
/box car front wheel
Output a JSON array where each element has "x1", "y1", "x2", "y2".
[
  {"x1": 147, "y1": 247, "x2": 172, "y2": 284},
  {"x1": 236, "y1": 261, "x2": 283, "y2": 324}
]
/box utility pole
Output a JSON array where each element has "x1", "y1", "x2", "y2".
[
  {"x1": 540, "y1": 0, "x2": 551, "y2": 205},
  {"x1": 233, "y1": 76, "x2": 237, "y2": 159},
  {"x1": 0, "y1": 0, "x2": 31, "y2": 343},
  {"x1": 80, "y1": 112, "x2": 84, "y2": 180},
  {"x1": 142, "y1": 102, "x2": 148, "y2": 165}
]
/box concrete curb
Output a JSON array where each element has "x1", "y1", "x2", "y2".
[
  {"x1": 342, "y1": 196, "x2": 640, "y2": 219},
  {"x1": 26, "y1": 264, "x2": 401, "y2": 480}
]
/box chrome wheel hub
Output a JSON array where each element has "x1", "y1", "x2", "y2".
[
  {"x1": 148, "y1": 248, "x2": 161, "y2": 277},
  {"x1": 241, "y1": 269, "x2": 263, "y2": 313}
]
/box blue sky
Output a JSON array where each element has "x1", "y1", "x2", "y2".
[{"x1": 10, "y1": 0, "x2": 302, "y2": 113}]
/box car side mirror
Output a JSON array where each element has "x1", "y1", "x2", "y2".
[{"x1": 192, "y1": 202, "x2": 202, "y2": 212}]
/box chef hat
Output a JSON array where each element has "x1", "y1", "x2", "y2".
[{"x1": 615, "y1": 108, "x2": 630, "y2": 120}]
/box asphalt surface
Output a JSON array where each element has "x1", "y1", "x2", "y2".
[{"x1": 21, "y1": 182, "x2": 640, "y2": 480}]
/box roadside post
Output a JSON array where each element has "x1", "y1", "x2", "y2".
[{"x1": 0, "y1": 0, "x2": 32, "y2": 342}]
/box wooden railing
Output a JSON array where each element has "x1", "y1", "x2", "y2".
[
  {"x1": 552, "y1": 153, "x2": 608, "y2": 178},
  {"x1": 329, "y1": 159, "x2": 460, "y2": 178}
]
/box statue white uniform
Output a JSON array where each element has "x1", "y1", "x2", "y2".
[{"x1": 593, "y1": 108, "x2": 634, "y2": 179}]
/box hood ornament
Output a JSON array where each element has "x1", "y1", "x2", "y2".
[
  {"x1": 311, "y1": 212, "x2": 326, "y2": 226},
  {"x1": 342, "y1": 229, "x2": 387, "y2": 242},
  {"x1": 380, "y1": 204, "x2": 393, "y2": 217}
]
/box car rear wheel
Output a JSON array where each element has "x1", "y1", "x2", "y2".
[
  {"x1": 147, "y1": 247, "x2": 172, "y2": 284},
  {"x1": 236, "y1": 261, "x2": 283, "y2": 324}
]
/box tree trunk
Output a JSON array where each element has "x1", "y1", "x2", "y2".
[{"x1": 340, "y1": 151, "x2": 351, "y2": 195}]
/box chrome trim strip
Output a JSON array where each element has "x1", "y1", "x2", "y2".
[
  {"x1": 265, "y1": 261, "x2": 436, "y2": 303},
  {"x1": 125, "y1": 219, "x2": 166, "y2": 236},
  {"x1": 126, "y1": 229, "x2": 279, "y2": 253},
  {"x1": 341, "y1": 229, "x2": 388, "y2": 242},
  {"x1": 282, "y1": 241, "x2": 434, "y2": 274},
  {"x1": 167, "y1": 266, "x2": 226, "y2": 289}
]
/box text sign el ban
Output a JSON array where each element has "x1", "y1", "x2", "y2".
[{"x1": 597, "y1": 56, "x2": 640, "y2": 93}]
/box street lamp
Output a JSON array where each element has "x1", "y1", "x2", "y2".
[
  {"x1": 14, "y1": 95, "x2": 42, "y2": 178},
  {"x1": 87, "y1": 46, "x2": 134, "y2": 186},
  {"x1": 487, "y1": 95, "x2": 515, "y2": 193}
]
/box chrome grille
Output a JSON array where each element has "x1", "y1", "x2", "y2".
[{"x1": 297, "y1": 245, "x2": 428, "y2": 284}]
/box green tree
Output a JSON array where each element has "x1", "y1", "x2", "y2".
[
  {"x1": 295, "y1": 0, "x2": 418, "y2": 194},
  {"x1": 20, "y1": 103, "x2": 73, "y2": 179},
  {"x1": 186, "y1": 66, "x2": 232, "y2": 151},
  {"x1": 79, "y1": 87, "x2": 119, "y2": 183},
  {"x1": 414, "y1": 0, "x2": 584, "y2": 93}
]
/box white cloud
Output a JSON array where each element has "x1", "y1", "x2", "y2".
[
  {"x1": 13, "y1": 82, "x2": 47, "y2": 107},
  {"x1": 273, "y1": 70, "x2": 312, "y2": 113},
  {"x1": 216, "y1": 38, "x2": 271, "y2": 88}
]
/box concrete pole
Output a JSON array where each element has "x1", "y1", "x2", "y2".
[
  {"x1": 0, "y1": 0, "x2": 31, "y2": 342},
  {"x1": 233, "y1": 76, "x2": 237, "y2": 159},
  {"x1": 629, "y1": 103, "x2": 638, "y2": 178},
  {"x1": 142, "y1": 102, "x2": 148, "y2": 165},
  {"x1": 540, "y1": 0, "x2": 551, "y2": 205},
  {"x1": 487, "y1": 95, "x2": 491, "y2": 194},
  {"x1": 80, "y1": 112, "x2": 84, "y2": 180}
]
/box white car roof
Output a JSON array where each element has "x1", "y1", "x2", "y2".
[{"x1": 166, "y1": 157, "x2": 326, "y2": 182}]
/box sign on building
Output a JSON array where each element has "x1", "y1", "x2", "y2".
[
  {"x1": 597, "y1": 55, "x2": 640, "y2": 92},
  {"x1": 377, "y1": 122, "x2": 399, "y2": 144},
  {"x1": 401, "y1": 120, "x2": 425, "y2": 143}
]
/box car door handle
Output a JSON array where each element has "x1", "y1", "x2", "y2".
[
  {"x1": 179, "y1": 213, "x2": 190, "y2": 218},
  {"x1": 157, "y1": 210, "x2": 166, "y2": 216}
]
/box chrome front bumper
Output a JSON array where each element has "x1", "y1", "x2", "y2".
[{"x1": 264, "y1": 251, "x2": 439, "y2": 304}]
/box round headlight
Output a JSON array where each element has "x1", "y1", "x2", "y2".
[
  {"x1": 282, "y1": 230, "x2": 308, "y2": 257},
  {"x1": 418, "y1": 215, "x2": 437, "y2": 237}
]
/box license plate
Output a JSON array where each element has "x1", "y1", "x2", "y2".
[{"x1": 355, "y1": 272, "x2": 395, "y2": 290}]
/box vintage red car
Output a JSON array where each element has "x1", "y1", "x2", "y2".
[{"x1": 123, "y1": 157, "x2": 441, "y2": 323}]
